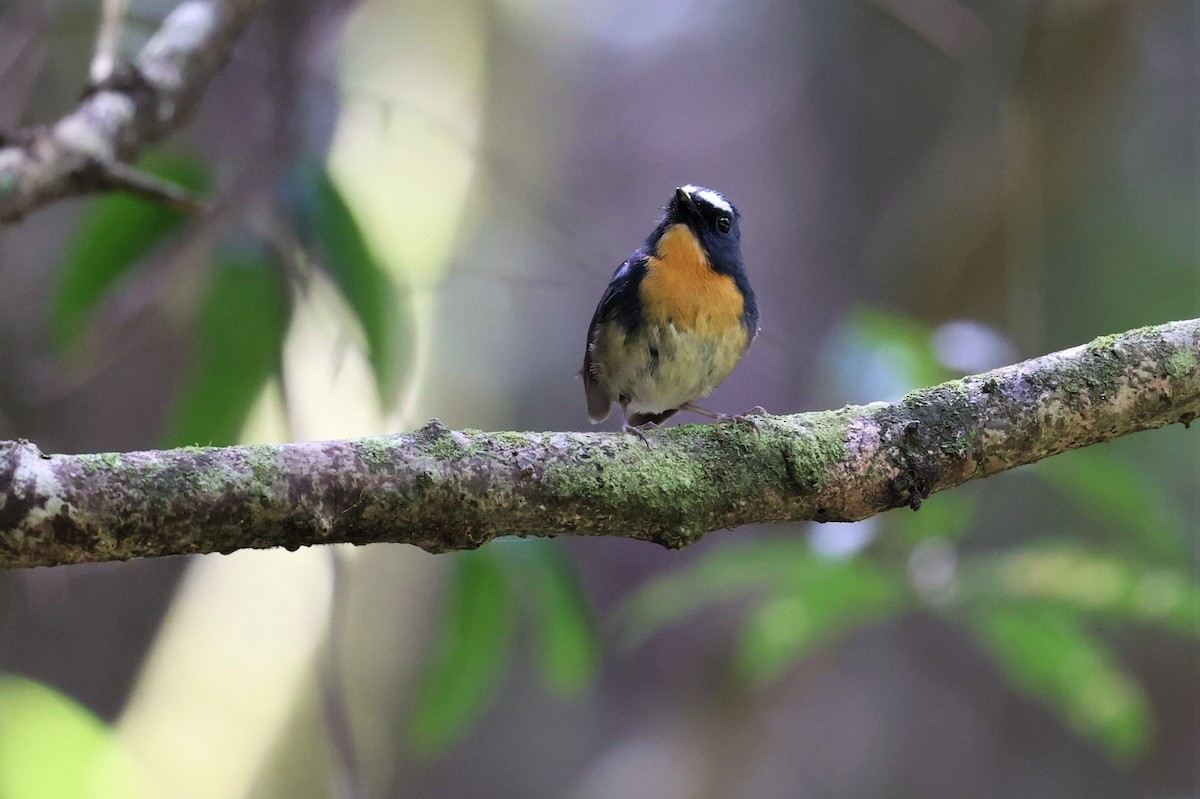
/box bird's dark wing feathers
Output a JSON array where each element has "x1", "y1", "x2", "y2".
[{"x1": 581, "y1": 255, "x2": 648, "y2": 421}]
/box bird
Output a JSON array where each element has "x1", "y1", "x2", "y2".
[{"x1": 581, "y1": 185, "x2": 759, "y2": 438}]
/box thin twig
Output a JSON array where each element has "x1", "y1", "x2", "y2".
[
  {"x1": 97, "y1": 157, "x2": 212, "y2": 215},
  {"x1": 90, "y1": 0, "x2": 129, "y2": 85}
]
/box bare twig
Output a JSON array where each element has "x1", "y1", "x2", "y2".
[
  {"x1": 91, "y1": 0, "x2": 129, "y2": 85},
  {"x1": 0, "y1": 319, "x2": 1197, "y2": 571},
  {"x1": 96, "y1": 157, "x2": 212, "y2": 215},
  {"x1": 0, "y1": 0, "x2": 268, "y2": 223}
]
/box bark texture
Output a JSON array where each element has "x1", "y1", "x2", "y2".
[
  {"x1": 0, "y1": 0, "x2": 266, "y2": 222},
  {"x1": 1, "y1": 319, "x2": 1197, "y2": 570}
]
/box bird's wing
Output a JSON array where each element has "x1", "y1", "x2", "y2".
[{"x1": 581, "y1": 256, "x2": 645, "y2": 422}]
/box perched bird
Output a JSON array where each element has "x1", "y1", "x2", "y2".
[{"x1": 581, "y1": 185, "x2": 759, "y2": 436}]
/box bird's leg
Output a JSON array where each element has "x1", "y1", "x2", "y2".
[
  {"x1": 679, "y1": 402, "x2": 765, "y2": 432},
  {"x1": 620, "y1": 405, "x2": 655, "y2": 446},
  {"x1": 678, "y1": 402, "x2": 723, "y2": 420}
]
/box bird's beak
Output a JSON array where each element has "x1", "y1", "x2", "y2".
[{"x1": 675, "y1": 187, "x2": 698, "y2": 215}]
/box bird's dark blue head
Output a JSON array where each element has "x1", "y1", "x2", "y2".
[{"x1": 662, "y1": 185, "x2": 744, "y2": 278}]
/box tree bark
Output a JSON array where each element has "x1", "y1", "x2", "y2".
[{"x1": 1, "y1": 319, "x2": 1196, "y2": 570}]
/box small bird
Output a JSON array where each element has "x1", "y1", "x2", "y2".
[{"x1": 582, "y1": 185, "x2": 759, "y2": 436}]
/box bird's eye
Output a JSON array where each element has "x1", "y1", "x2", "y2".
[{"x1": 716, "y1": 216, "x2": 732, "y2": 234}]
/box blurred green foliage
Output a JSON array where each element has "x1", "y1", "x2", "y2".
[
  {"x1": 731, "y1": 552, "x2": 905, "y2": 684},
  {"x1": 618, "y1": 538, "x2": 911, "y2": 685},
  {"x1": 0, "y1": 676, "x2": 142, "y2": 798},
  {"x1": 51, "y1": 154, "x2": 210, "y2": 351},
  {"x1": 282, "y1": 162, "x2": 416, "y2": 409},
  {"x1": 619, "y1": 309, "x2": 1198, "y2": 761},
  {"x1": 407, "y1": 543, "x2": 600, "y2": 753},
  {"x1": 511, "y1": 543, "x2": 601, "y2": 697},
  {"x1": 1036, "y1": 449, "x2": 1189, "y2": 561},
  {"x1": 964, "y1": 546, "x2": 1200, "y2": 638},
  {"x1": 973, "y1": 605, "x2": 1150, "y2": 759},
  {"x1": 161, "y1": 249, "x2": 289, "y2": 448},
  {"x1": 49, "y1": 157, "x2": 418, "y2": 448},
  {"x1": 407, "y1": 549, "x2": 516, "y2": 753}
]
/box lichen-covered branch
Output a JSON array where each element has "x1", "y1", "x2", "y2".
[
  {"x1": 1, "y1": 319, "x2": 1197, "y2": 570},
  {"x1": 0, "y1": 0, "x2": 266, "y2": 222}
]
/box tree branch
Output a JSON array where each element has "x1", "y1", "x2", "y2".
[
  {"x1": 0, "y1": 0, "x2": 267, "y2": 223},
  {"x1": 90, "y1": 0, "x2": 129, "y2": 86},
  {"x1": 1, "y1": 320, "x2": 1197, "y2": 570}
]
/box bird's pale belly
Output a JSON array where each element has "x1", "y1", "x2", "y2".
[{"x1": 592, "y1": 320, "x2": 750, "y2": 414}]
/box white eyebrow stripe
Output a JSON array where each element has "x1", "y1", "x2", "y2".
[{"x1": 681, "y1": 184, "x2": 733, "y2": 214}]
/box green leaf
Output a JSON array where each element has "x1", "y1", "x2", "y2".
[
  {"x1": 52, "y1": 153, "x2": 209, "y2": 349},
  {"x1": 0, "y1": 676, "x2": 143, "y2": 798},
  {"x1": 618, "y1": 539, "x2": 815, "y2": 648},
  {"x1": 971, "y1": 604, "x2": 1151, "y2": 760},
  {"x1": 1034, "y1": 448, "x2": 1188, "y2": 560},
  {"x1": 160, "y1": 248, "x2": 288, "y2": 447},
  {"x1": 408, "y1": 550, "x2": 516, "y2": 753},
  {"x1": 734, "y1": 558, "x2": 907, "y2": 683},
  {"x1": 619, "y1": 539, "x2": 908, "y2": 682},
  {"x1": 505, "y1": 543, "x2": 600, "y2": 697},
  {"x1": 283, "y1": 162, "x2": 414, "y2": 408},
  {"x1": 962, "y1": 545, "x2": 1200, "y2": 637}
]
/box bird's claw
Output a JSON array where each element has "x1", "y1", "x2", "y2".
[
  {"x1": 677, "y1": 402, "x2": 767, "y2": 434},
  {"x1": 719, "y1": 406, "x2": 768, "y2": 434},
  {"x1": 722, "y1": 413, "x2": 761, "y2": 433},
  {"x1": 622, "y1": 421, "x2": 657, "y2": 447}
]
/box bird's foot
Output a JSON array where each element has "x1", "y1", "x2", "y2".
[
  {"x1": 730, "y1": 406, "x2": 769, "y2": 430},
  {"x1": 680, "y1": 403, "x2": 766, "y2": 433},
  {"x1": 724, "y1": 411, "x2": 763, "y2": 433},
  {"x1": 622, "y1": 420, "x2": 657, "y2": 447}
]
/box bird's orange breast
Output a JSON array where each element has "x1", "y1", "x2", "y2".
[{"x1": 639, "y1": 224, "x2": 744, "y2": 335}]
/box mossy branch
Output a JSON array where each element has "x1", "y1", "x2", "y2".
[{"x1": 1, "y1": 319, "x2": 1197, "y2": 570}]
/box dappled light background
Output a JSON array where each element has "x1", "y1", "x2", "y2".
[{"x1": 0, "y1": 0, "x2": 1197, "y2": 797}]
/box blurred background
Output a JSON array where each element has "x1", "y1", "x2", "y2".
[{"x1": 0, "y1": 0, "x2": 1197, "y2": 796}]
